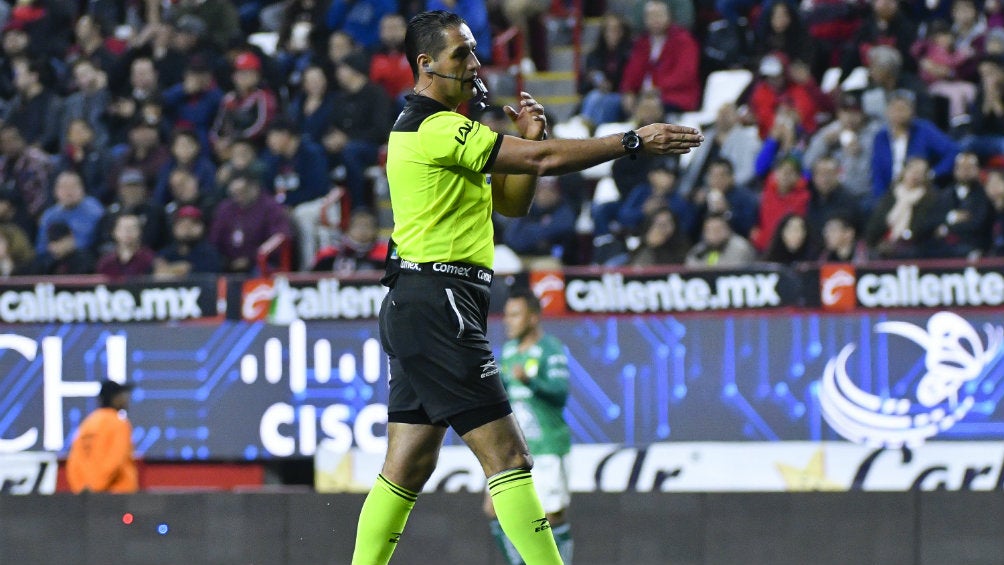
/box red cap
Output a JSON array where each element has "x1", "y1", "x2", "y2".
[{"x1": 233, "y1": 52, "x2": 261, "y2": 72}]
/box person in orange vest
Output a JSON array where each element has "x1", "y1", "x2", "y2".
[{"x1": 66, "y1": 380, "x2": 139, "y2": 493}]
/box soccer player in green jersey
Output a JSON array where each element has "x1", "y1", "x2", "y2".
[
  {"x1": 485, "y1": 287, "x2": 573, "y2": 564},
  {"x1": 351, "y1": 10, "x2": 702, "y2": 565}
]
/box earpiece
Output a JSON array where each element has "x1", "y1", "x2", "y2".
[{"x1": 422, "y1": 63, "x2": 432, "y2": 73}]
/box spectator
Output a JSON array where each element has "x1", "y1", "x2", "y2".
[
  {"x1": 0, "y1": 123, "x2": 53, "y2": 223},
  {"x1": 210, "y1": 51, "x2": 278, "y2": 159},
  {"x1": 108, "y1": 116, "x2": 171, "y2": 198},
  {"x1": 2, "y1": 57, "x2": 62, "y2": 153},
  {"x1": 154, "y1": 129, "x2": 217, "y2": 204},
  {"x1": 617, "y1": 159, "x2": 695, "y2": 238},
  {"x1": 65, "y1": 14, "x2": 120, "y2": 74},
  {"x1": 987, "y1": 0, "x2": 1004, "y2": 30},
  {"x1": 986, "y1": 168, "x2": 1004, "y2": 256},
  {"x1": 327, "y1": 29, "x2": 358, "y2": 68},
  {"x1": 753, "y1": 104, "x2": 806, "y2": 180},
  {"x1": 0, "y1": 189, "x2": 34, "y2": 268},
  {"x1": 749, "y1": 52, "x2": 828, "y2": 139},
  {"x1": 164, "y1": 168, "x2": 220, "y2": 222},
  {"x1": 325, "y1": 0, "x2": 396, "y2": 50},
  {"x1": 762, "y1": 212, "x2": 816, "y2": 264},
  {"x1": 802, "y1": 91, "x2": 880, "y2": 198},
  {"x1": 801, "y1": 0, "x2": 868, "y2": 71},
  {"x1": 153, "y1": 206, "x2": 222, "y2": 278},
  {"x1": 209, "y1": 172, "x2": 294, "y2": 273},
  {"x1": 619, "y1": 0, "x2": 700, "y2": 115},
  {"x1": 311, "y1": 208, "x2": 387, "y2": 273},
  {"x1": 65, "y1": 380, "x2": 138, "y2": 494},
  {"x1": 498, "y1": 0, "x2": 550, "y2": 74},
  {"x1": 96, "y1": 213, "x2": 156, "y2": 280},
  {"x1": 910, "y1": 19, "x2": 977, "y2": 125},
  {"x1": 36, "y1": 171, "x2": 104, "y2": 255},
  {"x1": 960, "y1": 54, "x2": 1004, "y2": 159},
  {"x1": 287, "y1": 64, "x2": 337, "y2": 144},
  {"x1": 504, "y1": 177, "x2": 577, "y2": 270},
  {"x1": 161, "y1": 56, "x2": 224, "y2": 149},
  {"x1": 753, "y1": 0, "x2": 819, "y2": 75},
  {"x1": 806, "y1": 155, "x2": 863, "y2": 242},
  {"x1": 752, "y1": 156, "x2": 811, "y2": 251},
  {"x1": 678, "y1": 102, "x2": 761, "y2": 197},
  {"x1": 215, "y1": 137, "x2": 264, "y2": 189},
  {"x1": 577, "y1": 13, "x2": 633, "y2": 129},
  {"x1": 690, "y1": 157, "x2": 759, "y2": 240},
  {"x1": 0, "y1": 24, "x2": 27, "y2": 99},
  {"x1": 860, "y1": 45, "x2": 934, "y2": 123},
  {"x1": 628, "y1": 0, "x2": 695, "y2": 31},
  {"x1": 23, "y1": 220, "x2": 96, "y2": 275},
  {"x1": 864, "y1": 157, "x2": 943, "y2": 260},
  {"x1": 0, "y1": 229, "x2": 22, "y2": 277},
  {"x1": 276, "y1": 0, "x2": 329, "y2": 82},
  {"x1": 97, "y1": 169, "x2": 169, "y2": 254},
  {"x1": 121, "y1": 19, "x2": 187, "y2": 92},
  {"x1": 323, "y1": 51, "x2": 390, "y2": 210},
  {"x1": 627, "y1": 206, "x2": 691, "y2": 267},
  {"x1": 57, "y1": 119, "x2": 110, "y2": 202},
  {"x1": 931, "y1": 151, "x2": 993, "y2": 258},
  {"x1": 262, "y1": 118, "x2": 331, "y2": 267},
  {"x1": 842, "y1": 0, "x2": 918, "y2": 75},
  {"x1": 368, "y1": 13, "x2": 412, "y2": 112},
  {"x1": 0, "y1": 187, "x2": 32, "y2": 245},
  {"x1": 170, "y1": 0, "x2": 241, "y2": 53},
  {"x1": 60, "y1": 58, "x2": 111, "y2": 151},
  {"x1": 871, "y1": 89, "x2": 959, "y2": 198},
  {"x1": 685, "y1": 212, "x2": 757, "y2": 268},
  {"x1": 819, "y1": 213, "x2": 869, "y2": 264},
  {"x1": 950, "y1": 0, "x2": 986, "y2": 83}
]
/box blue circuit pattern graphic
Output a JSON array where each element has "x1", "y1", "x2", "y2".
[{"x1": 2, "y1": 311, "x2": 1004, "y2": 460}]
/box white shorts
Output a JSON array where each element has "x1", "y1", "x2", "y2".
[{"x1": 531, "y1": 454, "x2": 570, "y2": 514}]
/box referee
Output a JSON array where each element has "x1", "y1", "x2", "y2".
[{"x1": 351, "y1": 10, "x2": 703, "y2": 565}]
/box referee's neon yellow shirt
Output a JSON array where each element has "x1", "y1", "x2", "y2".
[{"x1": 386, "y1": 95, "x2": 503, "y2": 269}]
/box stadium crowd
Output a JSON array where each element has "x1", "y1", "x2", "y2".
[{"x1": 0, "y1": 0, "x2": 1002, "y2": 282}]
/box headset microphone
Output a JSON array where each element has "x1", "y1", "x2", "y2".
[{"x1": 423, "y1": 63, "x2": 461, "y2": 82}]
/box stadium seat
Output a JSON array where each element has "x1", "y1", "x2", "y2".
[{"x1": 677, "y1": 68, "x2": 753, "y2": 129}]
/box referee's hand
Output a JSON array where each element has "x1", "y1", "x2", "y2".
[
  {"x1": 504, "y1": 91, "x2": 547, "y2": 141},
  {"x1": 637, "y1": 123, "x2": 705, "y2": 155}
]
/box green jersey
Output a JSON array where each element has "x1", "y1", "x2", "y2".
[
  {"x1": 500, "y1": 334, "x2": 571, "y2": 456},
  {"x1": 385, "y1": 95, "x2": 502, "y2": 269}
]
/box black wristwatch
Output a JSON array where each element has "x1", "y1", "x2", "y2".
[{"x1": 621, "y1": 130, "x2": 642, "y2": 159}]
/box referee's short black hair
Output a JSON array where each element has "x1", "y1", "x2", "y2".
[
  {"x1": 405, "y1": 10, "x2": 466, "y2": 80},
  {"x1": 506, "y1": 287, "x2": 541, "y2": 314}
]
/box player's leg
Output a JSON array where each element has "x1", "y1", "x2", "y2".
[
  {"x1": 461, "y1": 414, "x2": 563, "y2": 565},
  {"x1": 351, "y1": 421, "x2": 446, "y2": 565}
]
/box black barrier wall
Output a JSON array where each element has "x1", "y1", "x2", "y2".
[{"x1": 2, "y1": 492, "x2": 1003, "y2": 565}]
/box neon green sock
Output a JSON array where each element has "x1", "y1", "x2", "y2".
[
  {"x1": 351, "y1": 474, "x2": 418, "y2": 565},
  {"x1": 488, "y1": 469, "x2": 563, "y2": 565}
]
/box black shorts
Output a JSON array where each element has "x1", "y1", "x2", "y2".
[{"x1": 379, "y1": 262, "x2": 510, "y2": 429}]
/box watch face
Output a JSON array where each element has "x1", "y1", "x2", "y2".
[{"x1": 623, "y1": 132, "x2": 640, "y2": 151}]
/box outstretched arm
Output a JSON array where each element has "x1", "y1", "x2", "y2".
[{"x1": 491, "y1": 122, "x2": 703, "y2": 178}]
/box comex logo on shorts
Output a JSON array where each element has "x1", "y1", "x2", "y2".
[{"x1": 819, "y1": 312, "x2": 1004, "y2": 447}]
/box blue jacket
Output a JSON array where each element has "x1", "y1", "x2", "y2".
[
  {"x1": 326, "y1": 0, "x2": 397, "y2": 49},
  {"x1": 262, "y1": 139, "x2": 331, "y2": 208},
  {"x1": 871, "y1": 118, "x2": 958, "y2": 197},
  {"x1": 617, "y1": 183, "x2": 696, "y2": 237}
]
